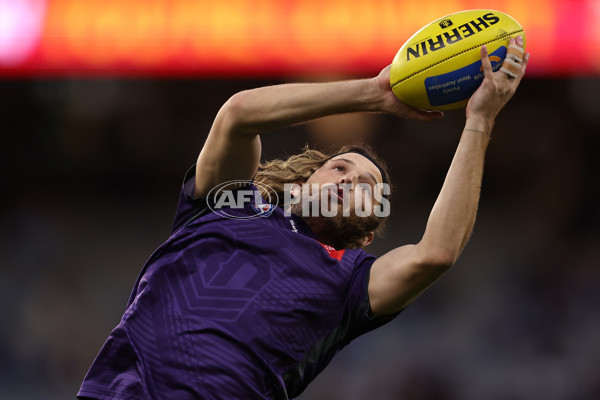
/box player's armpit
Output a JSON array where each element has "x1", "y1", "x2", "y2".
[{"x1": 368, "y1": 243, "x2": 453, "y2": 315}]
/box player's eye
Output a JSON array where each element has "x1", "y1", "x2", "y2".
[{"x1": 334, "y1": 165, "x2": 344, "y2": 172}]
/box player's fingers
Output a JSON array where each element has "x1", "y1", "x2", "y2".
[
  {"x1": 515, "y1": 35, "x2": 524, "y2": 48},
  {"x1": 505, "y1": 36, "x2": 527, "y2": 84},
  {"x1": 500, "y1": 36, "x2": 525, "y2": 80},
  {"x1": 507, "y1": 36, "x2": 525, "y2": 64},
  {"x1": 407, "y1": 107, "x2": 445, "y2": 121},
  {"x1": 514, "y1": 52, "x2": 530, "y2": 85},
  {"x1": 480, "y1": 45, "x2": 494, "y2": 78},
  {"x1": 507, "y1": 36, "x2": 522, "y2": 49}
]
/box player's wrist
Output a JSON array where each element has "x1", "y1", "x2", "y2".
[
  {"x1": 326, "y1": 78, "x2": 382, "y2": 114},
  {"x1": 464, "y1": 115, "x2": 494, "y2": 135},
  {"x1": 363, "y1": 76, "x2": 398, "y2": 114},
  {"x1": 358, "y1": 77, "x2": 386, "y2": 112}
]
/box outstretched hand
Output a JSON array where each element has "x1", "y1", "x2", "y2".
[
  {"x1": 373, "y1": 65, "x2": 445, "y2": 122},
  {"x1": 466, "y1": 36, "x2": 529, "y2": 123}
]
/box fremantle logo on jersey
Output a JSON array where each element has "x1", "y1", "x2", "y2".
[
  {"x1": 250, "y1": 203, "x2": 276, "y2": 217},
  {"x1": 207, "y1": 180, "x2": 279, "y2": 219}
]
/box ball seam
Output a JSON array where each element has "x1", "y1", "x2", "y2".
[{"x1": 392, "y1": 29, "x2": 524, "y2": 87}]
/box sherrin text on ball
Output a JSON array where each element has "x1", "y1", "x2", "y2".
[{"x1": 390, "y1": 9, "x2": 525, "y2": 110}]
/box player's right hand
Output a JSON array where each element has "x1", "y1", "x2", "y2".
[{"x1": 466, "y1": 36, "x2": 529, "y2": 124}]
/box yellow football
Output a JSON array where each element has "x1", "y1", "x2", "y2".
[{"x1": 390, "y1": 9, "x2": 525, "y2": 110}]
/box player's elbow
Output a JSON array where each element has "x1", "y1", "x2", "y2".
[
  {"x1": 416, "y1": 244, "x2": 458, "y2": 272},
  {"x1": 217, "y1": 91, "x2": 261, "y2": 136}
]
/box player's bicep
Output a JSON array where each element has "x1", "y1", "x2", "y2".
[
  {"x1": 368, "y1": 244, "x2": 449, "y2": 315},
  {"x1": 194, "y1": 96, "x2": 262, "y2": 198}
]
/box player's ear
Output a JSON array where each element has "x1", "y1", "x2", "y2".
[{"x1": 361, "y1": 232, "x2": 375, "y2": 247}]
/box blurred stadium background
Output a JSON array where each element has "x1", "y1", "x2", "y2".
[{"x1": 1, "y1": 0, "x2": 599, "y2": 399}]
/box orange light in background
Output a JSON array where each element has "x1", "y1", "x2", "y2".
[{"x1": 0, "y1": 0, "x2": 598, "y2": 77}]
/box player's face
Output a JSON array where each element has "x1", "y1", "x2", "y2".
[
  {"x1": 292, "y1": 152, "x2": 385, "y2": 249},
  {"x1": 305, "y1": 152, "x2": 384, "y2": 212}
]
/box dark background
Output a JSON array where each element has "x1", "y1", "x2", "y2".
[{"x1": 1, "y1": 75, "x2": 599, "y2": 399}]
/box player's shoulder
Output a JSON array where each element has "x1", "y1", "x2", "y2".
[{"x1": 335, "y1": 247, "x2": 376, "y2": 271}]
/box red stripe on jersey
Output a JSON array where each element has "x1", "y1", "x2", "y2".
[{"x1": 319, "y1": 242, "x2": 345, "y2": 261}]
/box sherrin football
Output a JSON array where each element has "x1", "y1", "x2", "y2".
[{"x1": 390, "y1": 9, "x2": 525, "y2": 110}]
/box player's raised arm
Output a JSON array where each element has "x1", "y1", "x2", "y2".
[
  {"x1": 194, "y1": 74, "x2": 444, "y2": 198},
  {"x1": 368, "y1": 37, "x2": 529, "y2": 315}
]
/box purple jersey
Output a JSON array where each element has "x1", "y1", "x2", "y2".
[{"x1": 78, "y1": 167, "x2": 398, "y2": 400}]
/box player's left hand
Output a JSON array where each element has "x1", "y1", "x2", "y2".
[{"x1": 466, "y1": 36, "x2": 529, "y2": 123}]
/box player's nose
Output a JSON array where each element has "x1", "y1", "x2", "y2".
[{"x1": 339, "y1": 174, "x2": 358, "y2": 185}]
